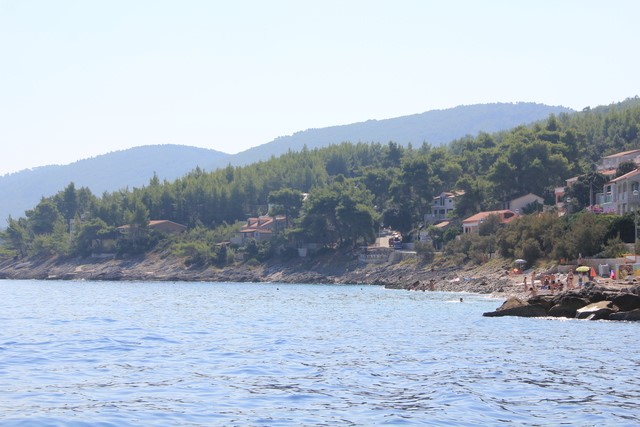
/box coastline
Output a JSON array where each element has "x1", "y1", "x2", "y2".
[
  {"x1": 0, "y1": 251, "x2": 518, "y2": 295},
  {"x1": 1, "y1": 251, "x2": 637, "y2": 307}
]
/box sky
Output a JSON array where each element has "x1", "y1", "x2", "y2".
[{"x1": 0, "y1": 0, "x2": 638, "y2": 176}]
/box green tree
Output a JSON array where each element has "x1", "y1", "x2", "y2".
[
  {"x1": 616, "y1": 160, "x2": 637, "y2": 178},
  {"x1": 3, "y1": 217, "x2": 29, "y2": 257},
  {"x1": 119, "y1": 199, "x2": 151, "y2": 254},
  {"x1": 566, "y1": 212, "x2": 609, "y2": 258},
  {"x1": 454, "y1": 175, "x2": 490, "y2": 218},
  {"x1": 30, "y1": 219, "x2": 70, "y2": 256},
  {"x1": 564, "y1": 172, "x2": 607, "y2": 209},
  {"x1": 391, "y1": 155, "x2": 438, "y2": 227},
  {"x1": 360, "y1": 167, "x2": 394, "y2": 209},
  {"x1": 26, "y1": 199, "x2": 63, "y2": 235},
  {"x1": 268, "y1": 188, "x2": 304, "y2": 227},
  {"x1": 60, "y1": 182, "x2": 79, "y2": 231},
  {"x1": 74, "y1": 218, "x2": 114, "y2": 257},
  {"x1": 478, "y1": 213, "x2": 501, "y2": 236},
  {"x1": 299, "y1": 180, "x2": 376, "y2": 247}
]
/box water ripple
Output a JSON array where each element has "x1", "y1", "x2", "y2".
[{"x1": 0, "y1": 280, "x2": 638, "y2": 426}]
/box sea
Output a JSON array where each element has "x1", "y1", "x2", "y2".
[{"x1": 0, "y1": 280, "x2": 638, "y2": 426}]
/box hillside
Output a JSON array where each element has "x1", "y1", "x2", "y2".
[
  {"x1": 2, "y1": 97, "x2": 640, "y2": 273},
  {"x1": 212, "y1": 102, "x2": 574, "y2": 168},
  {"x1": 0, "y1": 102, "x2": 571, "y2": 224},
  {"x1": 0, "y1": 145, "x2": 229, "y2": 221}
]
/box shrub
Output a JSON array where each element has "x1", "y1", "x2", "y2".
[
  {"x1": 415, "y1": 241, "x2": 435, "y2": 263},
  {"x1": 172, "y1": 241, "x2": 212, "y2": 266}
]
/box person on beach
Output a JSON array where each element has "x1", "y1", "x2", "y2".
[
  {"x1": 523, "y1": 276, "x2": 528, "y2": 292},
  {"x1": 531, "y1": 271, "x2": 535, "y2": 288},
  {"x1": 567, "y1": 272, "x2": 574, "y2": 289}
]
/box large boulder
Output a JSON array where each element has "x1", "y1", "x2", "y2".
[
  {"x1": 547, "y1": 295, "x2": 590, "y2": 318},
  {"x1": 483, "y1": 297, "x2": 548, "y2": 317},
  {"x1": 576, "y1": 301, "x2": 616, "y2": 320},
  {"x1": 498, "y1": 297, "x2": 526, "y2": 310},
  {"x1": 612, "y1": 293, "x2": 640, "y2": 312},
  {"x1": 608, "y1": 309, "x2": 640, "y2": 321}
]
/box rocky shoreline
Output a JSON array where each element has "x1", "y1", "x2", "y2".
[
  {"x1": 0, "y1": 251, "x2": 515, "y2": 294},
  {"x1": 3, "y1": 252, "x2": 640, "y2": 321},
  {"x1": 482, "y1": 283, "x2": 640, "y2": 321}
]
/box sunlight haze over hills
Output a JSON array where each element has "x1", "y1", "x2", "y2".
[{"x1": 1, "y1": 0, "x2": 638, "y2": 175}]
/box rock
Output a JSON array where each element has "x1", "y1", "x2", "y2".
[
  {"x1": 608, "y1": 309, "x2": 640, "y2": 321},
  {"x1": 483, "y1": 304, "x2": 548, "y2": 317},
  {"x1": 576, "y1": 301, "x2": 616, "y2": 320},
  {"x1": 527, "y1": 295, "x2": 553, "y2": 311},
  {"x1": 574, "y1": 286, "x2": 609, "y2": 303},
  {"x1": 612, "y1": 293, "x2": 640, "y2": 312},
  {"x1": 483, "y1": 297, "x2": 548, "y2": 317},
  {"x1": 547, "y1": 295, "x2": 590, "y2": 318},
  {"x1": 498, "y1": 297, "x2": 526, "y2": 310},
  {"x1": 628, "y1": 285, "x2": 640, "y2": 296}
]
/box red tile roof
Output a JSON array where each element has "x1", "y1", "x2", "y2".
[
  {"x1": 463, "y1": 210, "x2": 518, "y2": 224},
  {"x1": 603, "y1": 149, "x2": 640, "y2": 159}
]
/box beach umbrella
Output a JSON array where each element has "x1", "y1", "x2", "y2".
[
  {"x1": 514, "y1": 259, "x2": 526, "y2": 265},
  {"x1": 576, "y1": 266, "x2": 590, "y2": 272}
]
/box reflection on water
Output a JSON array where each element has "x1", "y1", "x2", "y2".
[{"x1": 0, "y1": 280, "x2": 638, "y2": 426}]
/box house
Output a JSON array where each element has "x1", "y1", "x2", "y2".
[
  {"x1": 462, "y1": 210, "x2": 519, "y2": 234},
  {"x1": 418, "y1": 220, "x2": 451, "y2": 250},
  {"x1": 117, "y1": 219, "x2": 187, "y2": 234},
  {"x1": 553, "y1": 149, "x2": 640, "y2": 212},
  {"x1": 556, "y1": 170, "x2": 616, "y2": 210},
  {"x1": 425, "y1": 191, "x2": 464, "y2": 224},
  {"x1": 148, "y1": 220, "x2": 187, "y2": 234},
  {"x1": 598, "y1": 149, "x2": 640, "y2": 171},
  {"x1": 231, "y1": 215, "x2": 287, "y2": 244},
  {"x1": 502, "y1": 193, "x2": 544, "y2": 214},
  {"x1": 555, "y1": 176, "x2": 579, "y2": 207},
  {"x1": 599, "y1": 168, "x2": 640, "y2": 214}
]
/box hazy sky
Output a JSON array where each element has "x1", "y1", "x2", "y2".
[{"x1": 1, "y1": 0, "x2": 638, "y2": 176}]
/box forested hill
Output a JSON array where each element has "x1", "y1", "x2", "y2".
[
  {"x1": 214, "y1": 102, "x2": 574, "y2": 168},
  {"x1": 3, "y1": 97, "x2": 639, "y2": 269},
  {"x1": 0, "y1": 102, "x2": 571, "y2": 222},
  {"x1": 0, "y1": 145, "x2": 229, "y2": 221}
]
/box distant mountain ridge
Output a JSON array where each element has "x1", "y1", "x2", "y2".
[
  {"x1": 0, "y1": 145, "x2": 229, "y2": 220},
  {"x1": 0, "y1": 102, "x2": 573, "y2": 222},
  {"x1": 210, "y1": 102, "x2": 573, "y2": 169}
]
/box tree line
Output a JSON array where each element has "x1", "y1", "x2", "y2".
[{"x1": 2, "y1": 97, "x2": 640, "y2": 266}]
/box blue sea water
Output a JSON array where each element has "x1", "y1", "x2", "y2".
[{"x1": 0, "y1": 280, "x2": 638, "y2": 426}]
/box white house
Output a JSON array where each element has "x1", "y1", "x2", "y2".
[
  {"x1": 425, "y1": 191, "x2": 464, "y2": 224},
  {"x1": 599, "y1": 168, "x2": 640, "y2": 214}
]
